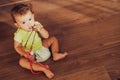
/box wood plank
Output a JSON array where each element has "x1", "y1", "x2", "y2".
[
  {"x1": 0, "y1": 0, "x2": 120, "y2": 80},
  {"x1": 53, "y1": 66, "x2": 111, "y2": 80}
]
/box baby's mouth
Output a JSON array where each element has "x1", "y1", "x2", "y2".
[
  {"x1": 29, "y1": 26, "x2": 34, "y2": 30},
  {"x1": 29, "y1": 27, "x2": 32, "y2": 29}
]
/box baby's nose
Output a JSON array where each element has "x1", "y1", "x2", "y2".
[{"x1": 28, "y1": 22, "x2": 32, "y2": 27}]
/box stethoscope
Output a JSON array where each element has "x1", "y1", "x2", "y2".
[{"x1": 24, "y1": 29, "x2": 50, "y2": 74}]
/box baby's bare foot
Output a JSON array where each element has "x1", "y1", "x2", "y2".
[
  {"x1": 53, "y1": 52, "x2": 68, "y2": 61},
  {"x1": 44, "y1": 69, "x2": 54, "y2": 79}
]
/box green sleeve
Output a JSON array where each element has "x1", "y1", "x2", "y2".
[{"x1": 14, "y1": 29, "x2": 23, "y2": 43}]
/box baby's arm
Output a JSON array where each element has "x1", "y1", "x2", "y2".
[
  {"x1": 14, "y1": 40, "x2": 34, "y2": 59},
  {"x1": 38, "y1": 27, "x2": 49, "y2": 39},
  {"x1": 33, "y1": 22, "x2": 49, "y2": 39}
]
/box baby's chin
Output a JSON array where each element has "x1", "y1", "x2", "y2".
[
  {"x1": 25, "y1": 28, "x2": 33, "y2": 31},
  {"x1": 26, "y1": 27, "x2": 34, "y2": 31}
]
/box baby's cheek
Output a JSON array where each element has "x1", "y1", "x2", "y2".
[
  {"x1": 32, "y1": 19, "x2": 35, "y2": 24},
  {"x1": 24, "y1": 25, "x2": 29, "y2": 30}
]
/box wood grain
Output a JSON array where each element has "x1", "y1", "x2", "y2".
[{"x1": 0, "y1": 0, "x2": 120, "y2": 80}]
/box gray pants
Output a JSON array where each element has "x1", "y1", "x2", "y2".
[{"x1": 34, "y1": 46, "x2": 51, "y2": 62}]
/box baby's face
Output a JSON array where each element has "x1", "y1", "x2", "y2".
[{"x1": 15, "y1": 11, "x2": 35, "y2": 31}]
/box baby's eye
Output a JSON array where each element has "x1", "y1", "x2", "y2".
[
  {"x1": 29, "y1": 18, "x2": 32, "y2": 21},
  {"x1": 22, "y1": 22, "x2": 25, "y2": 24}
]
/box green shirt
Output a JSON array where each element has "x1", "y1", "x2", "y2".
[{"x1": 14, "y1": 28, "x2": 42, "y2": 51}]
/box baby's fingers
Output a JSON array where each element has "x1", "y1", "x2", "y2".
[{"x1": 33, "y1": 26, "x2": 39, "y2": 31}]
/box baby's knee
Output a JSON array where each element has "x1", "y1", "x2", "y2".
[
  {"x1": 19, "y1": 57, "x2": 27, "y2": 67},
  {"x1": 51, "y1": 36, "x2": 57, "y2": 41}
]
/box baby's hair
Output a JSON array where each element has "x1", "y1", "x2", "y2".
[{"x1": 11, "y1": 3, "x2": 34, "y2": 22}]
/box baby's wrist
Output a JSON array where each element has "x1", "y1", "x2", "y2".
[
  {"x1": 23, "y1": 52, "x2": 30, "y2": 58},
  {"x1": 37, "y1": 27, "x2": 42, "y2": 31}
]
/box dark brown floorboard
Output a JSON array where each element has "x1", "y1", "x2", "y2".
[{"x1": 0, "y1": 0, "x2": 120, "y2": 80}]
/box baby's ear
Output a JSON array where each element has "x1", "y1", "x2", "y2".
[
  {"x1": 32, "y1": 13, "x2": 34, "y2": 18},
  {"x1": 14, "y1": 23, "x2": 19, "y2": 28}
]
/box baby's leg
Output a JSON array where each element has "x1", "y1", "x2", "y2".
[
  {"x1": 19, "y1": 57, "x2": 54, "y2": 79},
  {"x1": 42, "y1": 36, "x2": 68, "y2": 61}
]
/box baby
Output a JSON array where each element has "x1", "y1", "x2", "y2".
[{"x1": 11, "y1": 3, "x2": 68, "y2": 79}]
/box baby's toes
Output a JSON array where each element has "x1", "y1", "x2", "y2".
[
  {"x1": 47, "y1": 72, "x2": 54, "y2": 79},
  {"x1": 64, "y1": 52, "x2": 68, "y2": 56}
]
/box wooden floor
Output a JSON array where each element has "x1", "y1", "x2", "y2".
[{"x1": 0, "y1": 0, "x2": 120, "y2": 80}]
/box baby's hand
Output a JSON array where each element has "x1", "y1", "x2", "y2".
[
  {"x1": 33, "y1": 25, "x2": 42, "y2": 31},
  {"x1": 24, "y1": 52, "x2": 35, "y2": 60},
  {"x1": 33, "y1": 22, "x2": 43, "y2": 31},
  {"x1": 29, "y1": 51, "x2": 35, "y2": 60},
  {"x1": 28, "y1": 55, "x2": 35, "y2": 61},
  {"x1": 30, "y1": 51, "x2": 34, "y2": 55}
]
